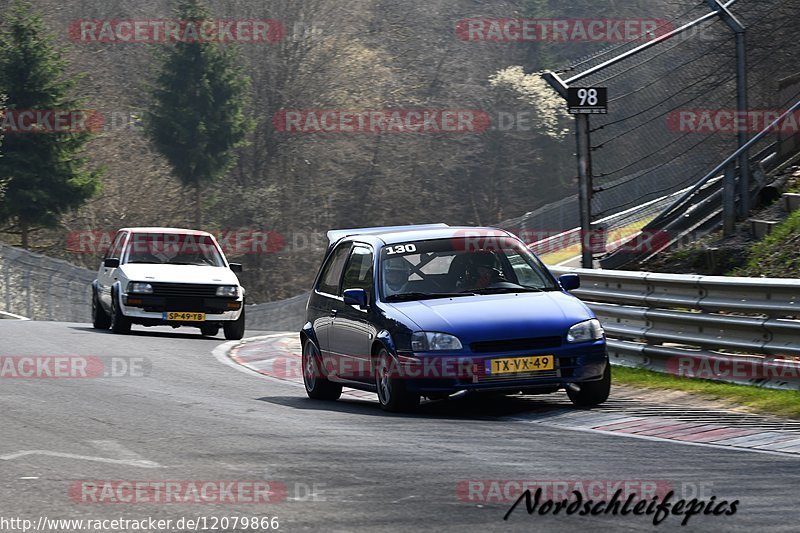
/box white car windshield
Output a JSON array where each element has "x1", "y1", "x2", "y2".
[{"x1": 125, "y1": 233, "x2": 225, "y2": 267}]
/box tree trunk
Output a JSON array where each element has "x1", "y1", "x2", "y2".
[
  {"x1": 195, "y1": 182, "x2": 202, "y2": 227},
  {"x1": 20, "y1": 220, "x2": 29, "y2": 250}
]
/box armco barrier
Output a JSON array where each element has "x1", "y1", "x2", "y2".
[
  {"x1": 550, "y1": 267, "x2": 800, "y2": 390},
  {"x1": 0, "y1": 242, "x2": 95, "y2": 322}
]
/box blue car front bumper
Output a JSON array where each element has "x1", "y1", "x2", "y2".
[{"x1": 395, "y1": 340, "x2": 608, "y2": 394}]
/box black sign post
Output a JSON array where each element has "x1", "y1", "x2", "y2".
[{"x1": 567, "y1": 87, "x2": 607, "y2": 267}]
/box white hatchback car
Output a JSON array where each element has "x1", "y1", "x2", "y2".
[{"x1": 91, "y1": 228, "x2": 246, "y2": 339}]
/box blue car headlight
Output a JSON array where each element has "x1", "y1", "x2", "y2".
[
  {"x1": 411, "y1": 332, "x2": 463, "y2": 351},
  {"x1": 566, "y1": 319, "x2": 604, "y2": 343}
]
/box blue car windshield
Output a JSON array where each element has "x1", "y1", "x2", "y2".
[{"x1": 380, "y1": 236, "x2": 558, "y2": 301}]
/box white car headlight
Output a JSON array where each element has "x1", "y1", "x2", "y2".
[
  {"x1": 216, "y1": 285, "x2": 238, "y2": 297},
  {"x1": 567, "y1": 319, "x2": 604, "y2": 343},
  {"x1": 411, "y1": 332, "x2": 463, "y2": 351},
  {"x1": 127, "y1": 282, "x2": 153, "y2": 294}
]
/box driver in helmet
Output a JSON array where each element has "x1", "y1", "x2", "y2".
[
  {"x1": 384, "y1": 257, "x2": 412, "y2": 297},
  {"x1": 464, "y1": 251, "x2": 500, "y2": 290}
]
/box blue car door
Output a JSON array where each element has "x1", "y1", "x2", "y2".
[
  {"x1": 329, "y1": 244, "x2": 377, "y2": 383},
  {"x1": 312, "y1": 243, "x2": 352, "y2": 364}
]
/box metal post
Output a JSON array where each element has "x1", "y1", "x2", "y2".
[
  {"x1": 543, "y1": 71, "x2": 594, "y2": 268},
  {"x1": 24, "y1": 269, "x2": 31, "y2": 319},
  {"x1": 705, "y1": 0, "x2": 749, "y2": 218},
  {"x1": 723, "y1": 162, "x2": 737, "y2": 236},
  {"x1": 575, "y1": 114, "x2": 594, "y2": 268},
  {"x1": 735, "y1": 31, "x2": 750, "y2": 218}
]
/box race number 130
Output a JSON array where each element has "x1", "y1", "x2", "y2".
[{"x1": 385, "y1": 244, "x2": 417, "y2": 255}]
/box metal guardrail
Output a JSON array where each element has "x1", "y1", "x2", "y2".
[
  {"x1": 0, "y1": 242, "x2": 96, "y2": 322},
  {"x1": 551, "y1": 267, "x2": 800, "y2": 391}
]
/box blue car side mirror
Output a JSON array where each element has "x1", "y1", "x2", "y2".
[
  {"x1": 559, "y1": 274, "x2": 580, "y2": 292},
  {"x1": 343, "y1": 288, "x2": 369, "y2": 309}
]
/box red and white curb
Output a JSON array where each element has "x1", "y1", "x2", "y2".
[
  {"x1": 218, "y1": 333, "x2": 800, "y2": 458},
  {"x1": 214, "y1": 333, "x2": 373, "y2": 401}
]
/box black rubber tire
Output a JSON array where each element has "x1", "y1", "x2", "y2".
[
  {"x1": 567, "y1": 363, "x2": 611, "y2": 407},
  {"x1": 223, "y1": 306, "x2": 246, "y2": 340},
  {"x1": 200, "y1": 325, "x2": 220, "y2": 337},
  {"x1": 110, "y1": 289, "x2": 131, "y2": 334},
  {"x1": 92, "y1": 289, "x2": 111, "y2": 330},
  {"x1": 374, "y1": 348, "x2": 419, "y2": 412},
  {"x1": 302, "y1": 340, "x2": 342, "y2": 401}
]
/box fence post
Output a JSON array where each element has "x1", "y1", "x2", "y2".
[
  {"x1": 706, "y1": 0, "x2": 750, "y2": 218},
  {"x1": 24, "y1": 269, "x2": 32, "y2": 319},
  {"x1": 723, "y1": 162, "x2": 737, "y2": 236}
]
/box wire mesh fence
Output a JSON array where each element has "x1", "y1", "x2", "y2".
[{"x1": 502, "y1": 0, "x2": 800, "y2": 252}]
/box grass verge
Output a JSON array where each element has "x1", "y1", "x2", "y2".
[
  {"x1": 612, "y1": 366, "x2": 800, "y2": 419},
  {"x1": 733, "y1": 209, "x2": 800, "y2": 278},
  {"x1": 539, "y1": 217, "x2": 654, "y2": 266}
]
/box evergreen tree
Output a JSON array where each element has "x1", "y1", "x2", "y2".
[
  {"x1": 146, "y1": 0, "x2": 253, "y2": 227},
  {"x1": 0, "y1": 0, "x2": 101, "y2": 249}
]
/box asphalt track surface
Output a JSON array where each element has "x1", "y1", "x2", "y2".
[{"x1": 1, "y1": 320, "x2": 799, "y2": 532}]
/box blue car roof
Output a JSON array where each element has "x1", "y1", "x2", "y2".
[
  {"x1": 326, "y1": 224, "x2": 449, "y2": 245},
  {"x1": 327, "y1": 224, "x2": 514, "y2": 247}
]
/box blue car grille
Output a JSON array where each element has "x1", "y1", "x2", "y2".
[
  {"x1": 470, "y1": 336, "x2": 562, "y2": 353},
  {"x1": 477, "y1": 369, "x2": 560, "y2": 383}
]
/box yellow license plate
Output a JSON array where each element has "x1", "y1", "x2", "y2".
[
  {"x1": 164, "y1": 312, "x2": 205, "y2": 322},
  {"x1": 486, "y1": 356, "x2": 555, "y2": 375}
]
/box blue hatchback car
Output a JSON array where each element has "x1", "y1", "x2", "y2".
[{"x1": 300, "y1": 224, "x2": 610, "y2": 412}]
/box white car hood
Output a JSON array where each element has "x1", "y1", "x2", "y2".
[{"x1": 120, "y1": 264, "x2": 241, "y2": 286}]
